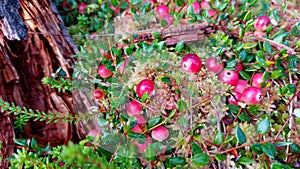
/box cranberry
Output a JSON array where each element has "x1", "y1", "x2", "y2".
[
  {"x1": 208, "y1": 9, "x2": 218, "y2": 20},
  {"x1": 192, "y1": 1, "x2": 200, "y2": 14},
  {"x1": 252, "y1": 73, "x2": 264, "y2": 88},
  {"x1": 235, "y1": 60, "x2": 243, "y2": 73},
  {"x1": 200, "y1": 0, "x2": 210, "y2": 9},
  {"x1": 93, "y1": 89, "x2": 105, "y2": 100},
  {"x1": 78, "y1": 3, "x2": 87, "y2": 14},
  {"x1": 181, "y1": 54, "x2": 202, "y2": 74},
  {"x1": 151, "y1": 126, "x2": 169, "y2": 142},
  {"x1": 205, "y1": 57, "x2": 223, "y2": 73},
  {"x1": 156, "y1": 5, "x2": 169, "y2": 16},
  {"x1": 219, "y1": 70, "x2": 239, "y2": 86},
  {"x1": 242, "y1": 86, "x2": 263, "y2": 105},
  {"x1": 160, "y1": 14, "x2": 174, "y2": 25},
  {"x1": 131, "y1": 115, "x2": 146, "y2": 133},
  {"x1": 254, "y1": 16, "x2": 271, "y2": 32},
  {"x1": 234, "y1": 79, "x2": 248, "y2": 94},
  {"x1": 228, "y1": 92, "x2": 242, "y2": 105},
  {"x1": 136, "y1": 79, "x2": 155, "y2": 98},
  {"x1": 127, "y1": 100, "x2": 142, "y2": 116},
  {"x1": 98, "y1": 64, "x2": 112, "y2": 78},
  {"x1": 133, "y1": 135, "x2": 152, "y2": 153}
]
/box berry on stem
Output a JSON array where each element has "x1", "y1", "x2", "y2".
[
  {"x1": 252, "y1": 73, "x2": 264, "y2": 88},
  {"x1": 151, "y1": 126, "x2": 169, "y2": 142},
  {"x1": 78, "y1": 3, "x2": 87, "y2": 14},
  {"x1": 219, "y1": 70, "x2": 239, "y2": 86},
  {"x1": 254, "y1": 16, "x2": 271, "y2": 32},
  {"x1": 234, "y1": 79, "x2": 248, "y2": 94},
  {"x1": 242, "y1": 86, "x2": 263, "y2": 105},
  {"x1": 156, "y1": 5, "x2": 169, "y2": 16},
  {"x1": 98, "y1": 64, "x2": 113, "y2": 78},
  {"x1": 93, "y1": 89, "x2": 105, "y2": 100},
  {"x1": 131, "y1": 115, "x2": 146, "y2": 133},
  {"x1": 136, "y1": 79, "x2": 155, "y2": 98},
  {"x1": 205, "y1": 57, "x2": 223, "y2": 73},
  {"x1": 228, "y1": 92, "x2": 242, "y2": 105},
  {"x1": 181, "y1": 54, "x2": 202, "y2": 74},
  {"x1": 133, "y1": 135, "x2": 152, "y2": 153},
  {"x1": 127, "y1": 100, "x2": 142, "y2": 116}
]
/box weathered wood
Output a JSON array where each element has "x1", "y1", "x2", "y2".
[{"x1": 0, "y1": 0, "x2": 90, "y2": 168}]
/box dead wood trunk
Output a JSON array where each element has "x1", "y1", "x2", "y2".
[{"x1": 0, "y1": 0, "x2": 93, "y2": 168}]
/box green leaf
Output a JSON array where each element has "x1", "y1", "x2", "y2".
[
  {"x1": 256, "y1": 51, "x2": 266, "y2": 66},
  {"x1": 239, "y1": 71, "x2": 251, "y2": 80},
  {"x1": 271, "y1": 162, "x2": 292, "y2": 169},
  {"x1": 130, "y1": 0, "x2": 142, "y2": 5},
  {"x1": 228, "y1": 104, "x2": 240, "y2": 114},
  {"x1": 128, "y1": 133, "x2": 146, "y2": 144},
  {"x1": 236, "y1": 126, "x2": 247, "y2": 144},
  {"x1": 179, "y1": 117, "x2": 188, "y2": 128},
  {"x1": 160, "y1": 19, "x2": 168, "y2": 27},
  {"x1": 256, "y1": 118, "x2": 270, "y2": 134},
  {"x1": 290, "y1": 143, "x2": 300, "y2": 154},
  {"x1": 215, "y1": 154, "x2": 226, "y2": 162},
  {"x1": 261, "y1": 142, "x2": 276, "y2": 158},
  {"x1": 161, "y1": 76, "x2": 171, "y2": 84},
  {"x1": 177, "y1": 100, "x2": 187, "y2": 111},
  {"x1": 238, "y1": 156, "x2": 253, "y2": 165},
  {"x1": 147, "y1": 117, "x2": 161, "y2": 128},
  {"x1": 243, "y1": 42, "x2": 257, "y2": 49},
  {"x1": 14, "y1": 138, "x2": 28, "y2": 147},
  {"x1": 175, "y1": 41, "x2": 185, "y2": 52},
  {"x1": 166, "y1": 157, "x2": 186, "y2": 168},
  {"x1": 192, "y1": 153, "x2": 210, "y2": 166},
  {"x1": 192, "y1": 142, "x2": 203, "y2": 155},
  {"x1": 271, "y1": 70, "x2": 281, "y2": 79},
  {"x1": 30, "y1": 138, "x2": 38, "y2": 149},
  {"x1": 153, "y1": 32, "x2": 162, "y2": 38},
  {"x1": 175, "y1": 0, "x2": 185, "y2": 6},
  {"x1": 213, "y1": 130, "x2": 224, "y2": 146},
  {"x1": 251, "y1": 143, "x2": 263, "y2": 154},
  {"x1": 263, "y1": 42, "x2": 272, "y2": 54}
]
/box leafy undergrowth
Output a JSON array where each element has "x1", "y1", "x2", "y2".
[{"x1": 3, "y1": 0, "x2": 300, "y2": 168}]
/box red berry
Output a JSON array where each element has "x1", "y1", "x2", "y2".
[
  {"x1": 127, "y1": 100, "x2": 142, "y2": 116},
  {"x1": 181, "y1": 54, "x2": 202, "y2": 74},
  {"x1": 151, "y1": 126, "x2": 169, "y2": 142},
  {"x1": 93, "y1": 89, "x2": 105, "y2": 100},
  {"x1": 254, "y1": 16, "x2": 270, "y2": 32},
  {"x1": 136, "y1": 79, "x2": 155, "y2": 98},
  {"x1": 208, "y1": 9, "x2": 217, "y2": 20},
  {"x1": 133, "y1": 135, "x2": 152, "y2": 153},
  {"x1": 252, "y1": 73, "x2": 264, "y2": 88},
  {"x1": 157, "y1": 0, "x2": 168, "y2": 2},
  {"x1": 78, "y1": 3, "x2": 87, "y2": 14},
  {"x1": 156, "y1": 5, "x2": 169, "y2": 15},
  {"x1": 98, "y1": 64, "x2": 112, "y2": 78},
  {"x1": 235, "y1": 60, "x2": 243, "y2": 73},
  {"x1": 131, "y1": 115, "x2": 146, "y2": 133},
  {"x1": 160, "y1": 14, "x2": 174, "y2": 25},
  {"x1": 234, "y1": 79, "x2": 248, "y2": 94},
  {"x1": 205, "y1": 57, "x2": 223, "y2": 73},
  {"x1": 200, "y1": 0, "x2": 210, "y2": 9},
  {"x1": 242, "y1": 86, "x2": 263, "y2": 105},
  {"x1": 228, "y1": 92, "x2": 242, "y2": 105},
  {"x1": 192, "y1": 1, "x2": 200, "y2": 14},
  {"x1": 219, "y1": 70, "x2": 239, "y2": 86}
]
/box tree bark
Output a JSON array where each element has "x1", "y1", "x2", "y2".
[{"x1": 0, "y1": 0, "x2": 91, "y2": 168}]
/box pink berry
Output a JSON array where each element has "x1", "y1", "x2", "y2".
[
  {"x1": 133, "y1": 135, "x2": 152, "y2": 153},
  {"x1": 200, "y1": 0, "x2": 210, "y2": 9},
  {"x1": 228, "y1": 92, "x2": 242, "y2": 105},
  {"x1": 235, "y1": 60, "x2": 243, "y2": 73},
  {"x1": 160, "y1": 14, "x2": 174, "y2": 25},
  {"x1": 131, "y1": 115, "x2": 146, "y2": 133},
  {"x1": 151, "y1": 126, "x2": 169, "y2": 142},
  {"x1": 78, "y1": 3, "x2": 87, "y2": 14},
  {"x1": 205, "y1": 57, "x2": 224, "y2": 73},
  {"x1": 181, "y1": 54, "x2": 202, "y2": 74},
  {"x1": 192, "y1": 1, "x2": 200, "y2": 14},
  {"x1": 157, "y1": 0, "x2": 168, "y2": 2},
  {"x1": 93, "y1": 89, "x2": 105, "y2": 100},
  {"x1": 127, "y1": 100, "x2": 142, "y2": 116},
  {"x1": 98, "y1": 64, "x2": 112, "y2": 78},
  {"x1": 219, "y1": 70, "x2": 239, "y2": 86},
  {"x1": 208, "y1": 9, "x2": 217, "y2": 19},
  {"x1": 234, "y1": 79, "x2": 248, "y2": 94},
  {"x1": 136, "y1": 79, "x2": 155, "y2": 98},
  {"x1": 254, "y1": 16, "x2": 271, "y2": 32},
  {"x1": 252, "y1": 73, "x2": 264, "y2": 88},
  {"x1": 156, "y1": 5, "x2": 169, "y2": 16},
  {"x1": 242, "y1": 86, "x2": 263, "y2": 105}
]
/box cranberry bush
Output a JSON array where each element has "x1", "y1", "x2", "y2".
[{"x1": 3, "y1": 0, "x2": 300, "y2": 168}]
